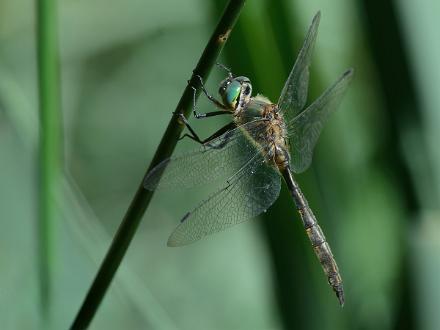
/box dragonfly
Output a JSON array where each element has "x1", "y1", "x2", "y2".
[{"x1": 144, "y1": 11, "x2": 353, "y2": 305}]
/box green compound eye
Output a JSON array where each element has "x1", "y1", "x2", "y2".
[{"x1": 224, "y1": 80, "x2": 241, "y2": 107}]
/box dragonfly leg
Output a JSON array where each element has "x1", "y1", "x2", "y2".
[
  {"x1": 175, "y1": 113, "x2": 202, "y2": 143},
  {"x1": 215, "y1": 62, "x2": 234, "y2": 78},
  {"x1": 189, "y1": 84, "x2": 230, "y2": 119},
  {"x1": 194, "y1": 75, "x2": 229, "y2": 111},
  {"x1": 195, "y1": 110, "x2": 231, "y2": 119},
  {"x1": 202, "y1": 121, "x2": 237, "y2": 148},
  {"x1": 176, "y1": 113, "x2": 236, "y2": 146}
]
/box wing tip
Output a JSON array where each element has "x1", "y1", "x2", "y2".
[
  {"x1": 336, "y1": 68, "x2": 355, "y2": 85},
  {"x1": 310, "y1": 11, "x2": 321, "y2": 31},
  {"x1": 167, "y1": 232, "x2": 193, "y2": 247},
  {"x1": 166, "y1": 237, "x2": 179, "y2": 247},
  {"x1": 167, "y1": 214, "x2": 192, "y2": 247},
  {"x1": 143, "y1": 176, "x2": 154, "y2": 191},
  {"x1": 142, "y1": 158, "x2": 171, "y2": 191},
  {"x1": 313, "y1": 11, "x2": 322, "y2": 23},
  {"x1": 344, "y1": 68, "x2": 355, "y2": 78},
  {"x1": 167, "y1": 229, "x2": 182, "y2": 247}
]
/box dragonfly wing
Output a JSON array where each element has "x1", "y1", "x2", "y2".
[
  {"x1": 277, "y1": 12, "x2": 320, "y2": 121},
  {"x1": 167, "y1": 152, "x2": 281, "y2": 246},
  {"x1": 143, "y1": 120, "x2": 267, "y2": 191},
  {"x1": 288, "y1": 69, "x2": 354, "y2": 173}
]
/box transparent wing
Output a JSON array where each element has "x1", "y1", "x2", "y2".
[
  {"x1": 277, "y1": 11, "x2": 321, "y2": 122},
  {"x1": 167, "y1": 152, "x2": 281, "y2": 246},
  {"x1": 143, "y1": 120, "x2": 267, "y2": 191},
  {"x1": 287, "y1": 69, "x2": 354, "y2": 173}
]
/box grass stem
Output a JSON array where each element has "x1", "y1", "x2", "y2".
[{"x1": 37, "y1": 0, "x2": 61, "y2": 322}]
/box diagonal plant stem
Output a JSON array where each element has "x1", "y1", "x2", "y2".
[
  {"x1": 70, "y1": 0, "x2": 246, "y2": 328},
  {"x1": 37, "y1": 0, "x2": 61, "y2": 322}
]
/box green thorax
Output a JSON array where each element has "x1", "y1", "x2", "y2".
[{"x1": 238, "y1": 94, "x2": 272, "y2": 123}]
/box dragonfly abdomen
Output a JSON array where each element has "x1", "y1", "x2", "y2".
[
  {"x1": 282, "y1": 168, "x2": 344, "y2": 306},
  {"x1": 302, "y1": 209, "x2": 344, "y2": 304}
]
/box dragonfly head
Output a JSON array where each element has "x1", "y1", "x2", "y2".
[{"x1": 219, "y1": 76, "x2": 252, "y2": 111}]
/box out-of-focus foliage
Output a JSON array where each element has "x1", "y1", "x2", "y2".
[{"x1": 0, "y1": 0, "x2": 439, "y2": 329}]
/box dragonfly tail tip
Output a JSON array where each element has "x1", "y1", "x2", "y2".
[{"x1": 336, "y1": 288, "x2": 345, "y2": 307}]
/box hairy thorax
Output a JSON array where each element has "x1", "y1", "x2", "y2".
[{"x1": 235, "y1": 95, "x2": 290, "y2": 170}]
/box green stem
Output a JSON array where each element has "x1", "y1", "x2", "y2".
[
  {"x1": 70, "y1": 1, "x2": 246, "y2": 328},
  {"x1": 37, "y1": 0, "x2": 61, "y2": 322}
]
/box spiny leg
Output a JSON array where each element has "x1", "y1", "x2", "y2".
[
  {"x1": 194, "y1": 75, "x2": 229, "y2": 111},
  {"x1": 176, "y1": 112, "x2": 236, "y2": 145},
  {"x1": 215, "y1": 62, "x2": 233, "y2": 78},
  {"x1": 189, "y1": 85, "x2": 230, "y2": 119},
  {"x1": 176, "y1": 75, "x2": 234, "y2": 144}
]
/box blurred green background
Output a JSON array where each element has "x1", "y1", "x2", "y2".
[{"x1": 1, "y1": 0, "x2": 440, "y2": 329}]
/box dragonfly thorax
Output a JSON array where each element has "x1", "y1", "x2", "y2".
[
  {"x1": 259, "y1": 104, "x2": 291, "y2": 170},
  {"x1": 234, "y1": 94, "x2": 291, "y2": 171},
  {"x1": 219, "y1": 76, "x2": 252, "y2": 112}
]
